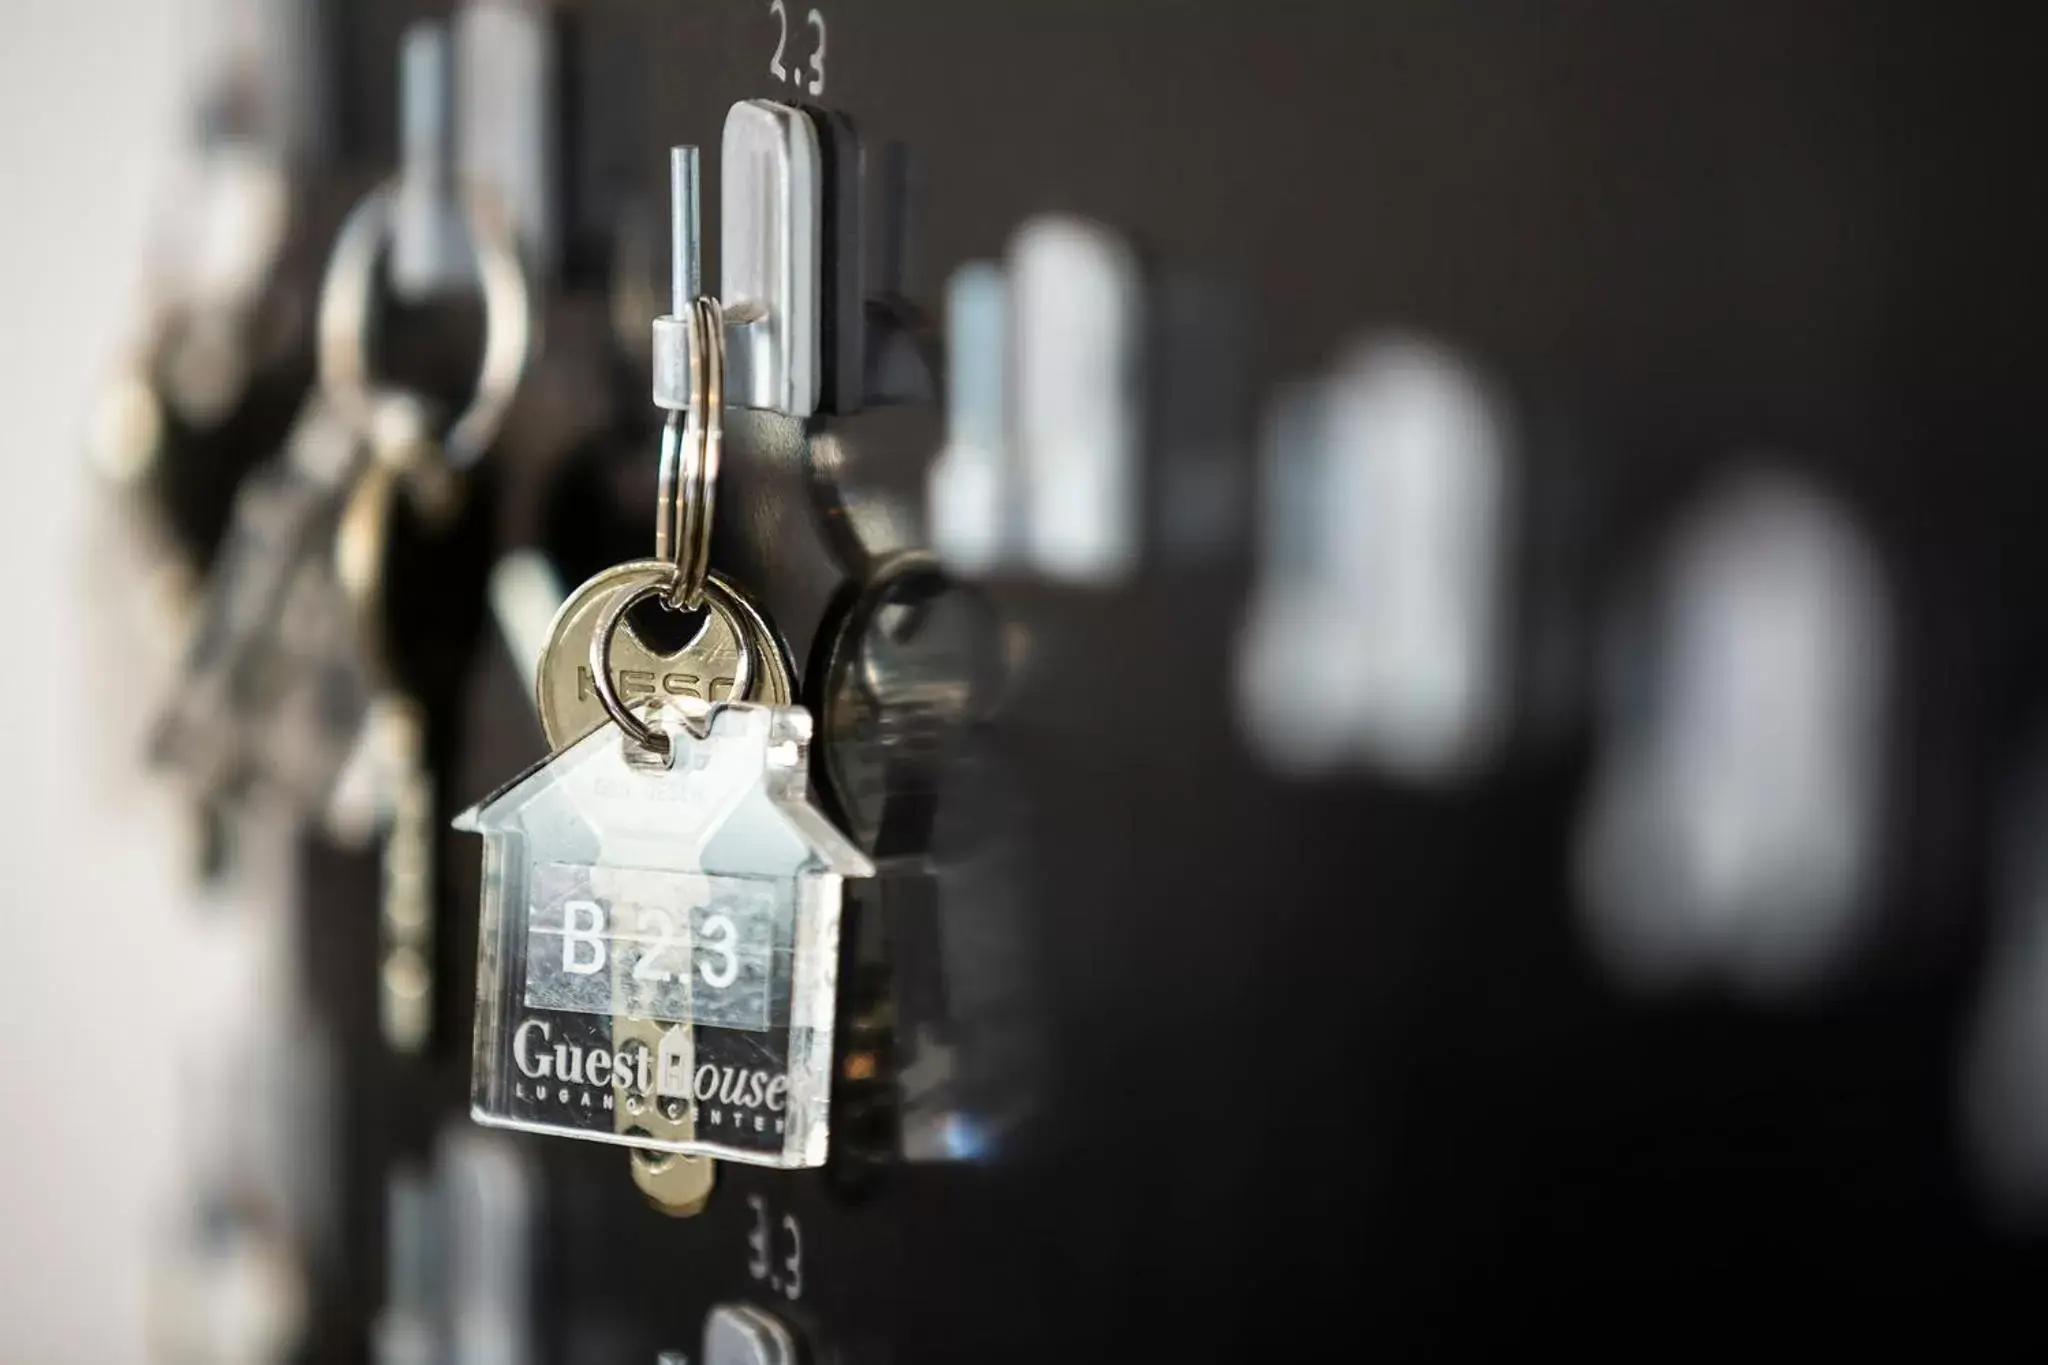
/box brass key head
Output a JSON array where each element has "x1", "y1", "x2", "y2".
[{"x1": 534, "y1": 560, "x2": 794, "y2": 751}]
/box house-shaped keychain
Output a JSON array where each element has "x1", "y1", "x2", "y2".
[{"x1": 456, "y1": 702, "x2": 873, "y2": 1168}]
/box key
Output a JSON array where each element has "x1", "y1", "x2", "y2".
[
  {"x1": 363, "y1": 694, "x2": 436, "y2": 1054},
  {"x1": 330, "y1": 400, "x2": 460, "y2": 1054},
  {"x1": 461, "y1": 138, "x2": 867, "y2": 1202},
  {"x1": 88, "y1": 132, "x2": 319, "y2": 594},
  {"x1": 533, "y1": 561, "x2": 796, "y2": 750},
  {"x1": 152, "y1": 397, "x2": 375, "y2": 815},
  {"x1": 94, "y1": 325, "x2": 314, "y2": 587},
  {"x1": 157, "y1": 10, "x2": 535, "y2": 833},
  {"x1": 527, "y1": 557, "x2": 796, "y2": 1212},
  {"x1": 308, "y1": 36, "x2": 536, "y2": 1041}
]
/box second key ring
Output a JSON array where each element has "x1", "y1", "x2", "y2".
[
  {"x1": 317, "y1": 179, "x2": 535, "y2": 478},
  {"x1": 654, "y1": 295, "x2": 726, "y2": 611}
]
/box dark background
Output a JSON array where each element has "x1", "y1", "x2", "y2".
[{"x1": 297, "y1": 3, "x2": 2048, "y2": 1358}]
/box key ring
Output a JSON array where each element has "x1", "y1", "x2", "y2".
[
  {"x1": 654, "y1": 296, "x2": 725, "y2": 611},
  {"x1": 589, "y1": 561, "x2": 757, "y2": 757},
  {"x1": 652, "y1": 303, "x2": 703, "y2": 604},
  {"x1": 316, "y1": 178, "x2": 535, "y2": 483},
  {"x1": 333, "y1": 394, "x2": 448, "y2": 690}
]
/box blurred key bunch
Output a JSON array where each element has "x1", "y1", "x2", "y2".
[{"x1": 66, "y1": 0, "x2": 2048, "y2": 1360}]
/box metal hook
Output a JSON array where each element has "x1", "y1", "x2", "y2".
[
  {"x1": 316, "y1": 22, "x2": 537, "y2": 485},
  {"x1": 651, "y1": 147, "x2": 724, "y2": 613},
  {"x1": 392, "y1": 22, "x2": 468, "y2": 301}
]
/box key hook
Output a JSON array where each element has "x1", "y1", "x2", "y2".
[
  {"x1": 653, "y1": 147, "x2": 725, "y2": 613},
  {"x1": 317, "y1": 179, "x2": 533, "y2": 482}
]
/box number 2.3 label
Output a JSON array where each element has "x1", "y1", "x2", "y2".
[
  {"x1": 746, "y1": 1194, "x2": 803, "y2": 1300},
  {"x1": 767, "y1": 1, "x2": 826, "y2": 97}
]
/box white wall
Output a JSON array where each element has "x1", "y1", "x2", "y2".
[{"x1": 0, "y1": 3, "x2": 196, "y2": 1361}]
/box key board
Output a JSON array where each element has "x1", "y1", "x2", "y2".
[{"x1": 111, "y1": 1, "x2": 2048, "y2": 1360}]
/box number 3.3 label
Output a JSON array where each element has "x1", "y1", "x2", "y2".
[
  {"x1": 747, "y1": 1195, "x2": 803, "y2": 1300},
  {"x1": 768, "y1": 1, "x2": 825, "y2": 96}
]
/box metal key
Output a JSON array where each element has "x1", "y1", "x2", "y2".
[
  {"x1": 534, "y1": 562, "x2": 796, "y2": 751},
  {"x1": 524, "y1": 557, "x2": 794, "y2": 1215}
]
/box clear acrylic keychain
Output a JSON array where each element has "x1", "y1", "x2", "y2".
[
  {"x1": 458, "y1": 699, "x2": 870, "y2": 1166},
  {"x1": 458, "y1": 277, "x2": 872, "y2": 1169}
]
